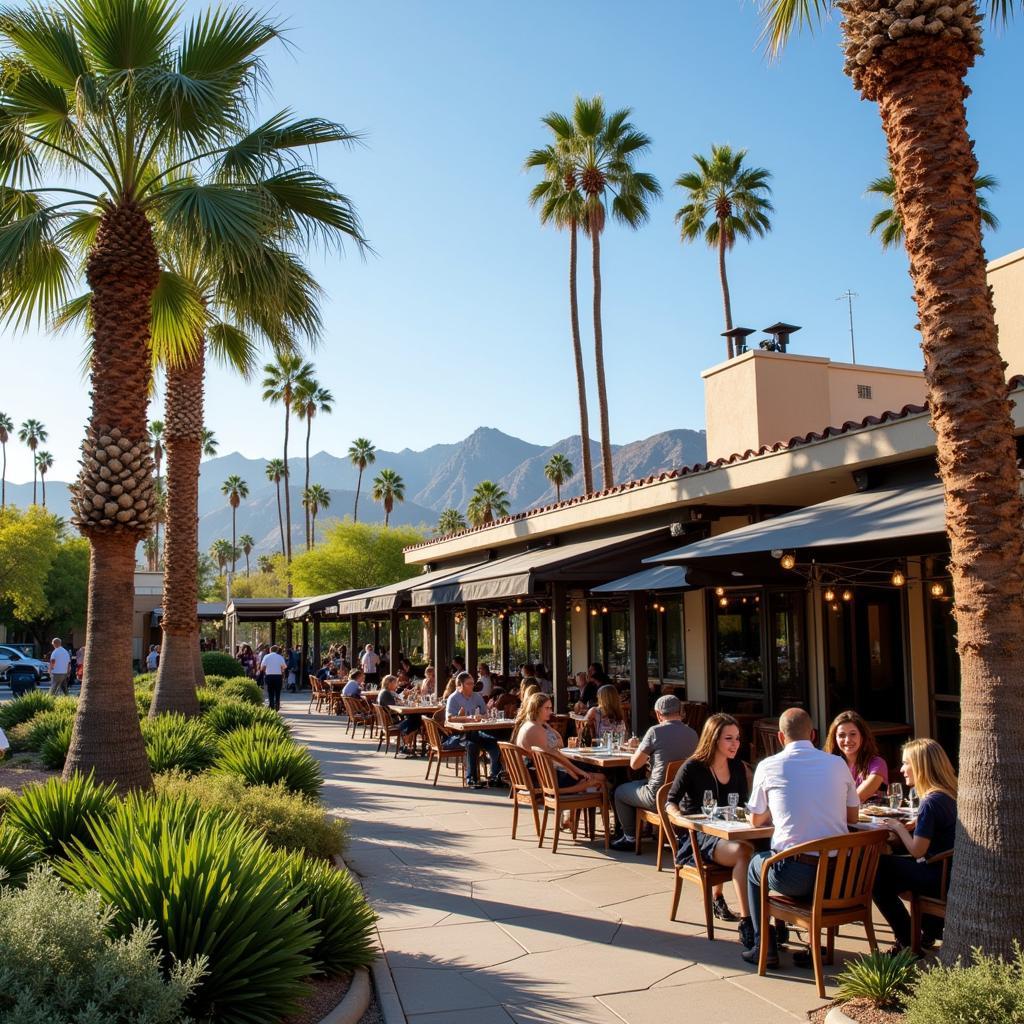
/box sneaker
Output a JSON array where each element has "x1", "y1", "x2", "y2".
[
  {"x1": 470, "y1": 780, "x2": 487, "y2": 790},
  {"x1": 738, "y1": 917, "x2": 755, "y2": 950},
  {"x1": 741, "y1": 942, "x2": 778, "y2": 968},
  {"x1": 609, "y1": 834, "x2": 636, "y2": 851},
  {"x1": 712, "y1": 894, "x2": 739, "y2": 922}
]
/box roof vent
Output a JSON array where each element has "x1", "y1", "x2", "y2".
[
  {"x1": 759, "y1": 322, "x2": 801, "y2": 353},
  {"x1": 721, "y1": 326, "x2": 755, "y2": 357}
]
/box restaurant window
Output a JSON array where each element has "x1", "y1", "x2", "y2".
[
  {"x1": 588, "y1": 603, "x2": 629, "y2": 681},
  {"x1": 769, "y1": 590, "x2": 806, "y2": 710},
  {"x1": 926, "y1": 558, "x2": 960, "y2": 765},
  {"x1": 645, "y1": 596, "x2": 685, "y2": 686}
]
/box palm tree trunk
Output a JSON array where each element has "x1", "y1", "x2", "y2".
[
  {"x1": 354, "y1": 468, "x2": 363, "y2": 523},
  {"x1": 275, "y1": 478, "x2": 285, "y2": 556},
  {"x1": 717, "y1": 221, "x2": 734, "y2": 358},
  {"x1": 870, "y1": 37, "x2": 1024, "y2": 962},
  {"x1": 590, "y1": 215, "x2": 614, "y2": 489},
  {"x1": 1, "y1": 441, "x2": 5, "y2": 508},
  {"x1": 152, "y1": 341, "x2": 203, "y2": 718},
  {"x1": 154, "y1": 460, "x2": 161, "y2": 568},
  {"x1": 65, "y1": 200, "x2": 158, "y2": 790},
  {"x1": 230, "y1": 504, "x2": 237, "y2": 573},
  {"x1": 311, "y1": 510, "x2": 316, "y2": 546},
  {"x1": 32, "y1": 460, "x2": 37, "y2": 505},
  {"x1": 569, "y1": 221, "x2": 594, "y2": 494},
  {"x1": 555, "y1": 482, "x2": 561, "y2": 502},
  {"x1": 41, "y1": 474, "x2": 46, "y2": 508},
  {"x1": 304, "y1": 415, "x2": 312, "y2": 550},
  {"x1": 282, "y1": 404, "x2": 292, "y2": 563},
  {"x1": 245, "y1": 551, "x2": 250, "y2": 576}
]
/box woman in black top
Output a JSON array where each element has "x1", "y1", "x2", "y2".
[{"x1": 667, "y1": 713, "x2": 755, "y2": 948}]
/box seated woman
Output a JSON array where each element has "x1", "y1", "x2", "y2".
[
  {"x1": 515, "y1": 693, "x2": 603, "y2": 795},
  {"x1": 584, "y1": 684, "x2": 627, "y2": 742},
  {"x1": 824, "y1": 710, "x2": 888, "y2": 802},
  {"x1": 666, "y1": 713, "x2": 755, "y2": 949},
  {"x1": 377, "y1": 673, "x2": 400, "y2": 709},
  {"x1": 873, "y1": 738, "x2": 957, "y2": 953}
]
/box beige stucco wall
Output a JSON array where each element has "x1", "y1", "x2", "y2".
[
  {"x1": 826, "y1": 364, "x2": 927, "y2": 424},
  {"x1": 991, "y1": 247, "x2": 1024, "y2": 381}
]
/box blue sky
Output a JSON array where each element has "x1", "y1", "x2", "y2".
[{"x1": 3, "y1": 1, "x2": 1022, "y2": 484}]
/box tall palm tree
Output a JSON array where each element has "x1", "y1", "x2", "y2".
[
  {"x1": 560, "y1": 96, "x2": 661, "y2": 489},
  {"x1": 0, "y1": 412, "x2": 11, "y2": 509},
  {"x1": 0, "y1": 1, "x2": 328, "y2": 790},
  {"x1": 303, "y1": 484, "x2": 331, "y2": 545},
  {"x1": 239, "y1": 534, "x2": 255, "y2": 577},
  {"x1": 525, "y1": 126, "x2": 594, "y2": 495},
  {"x1": 867, "y1": 169, "x2": 999, "y2": 249},
  {"x1": 262, "y1": 354, "x2": 315, "y2": 568},
  {"x1": 760, "y1": 0, "x2": 1022, "y2": 965},
  {"x1": 265, "y1": 458, "x2": 288, "y2": 556},
  {"x1": 18, "y1": 420, "x2": 47, "y2": 504},
  {"x1": 436, "y1": 508, "x2": 467, "y2": 536},
  {"x1": 467, "y1": 481, "x2": 511, "y2": 527},
  {"x1": 544, "y1": 453, "x2": 574, "y2": 502},
  {"x1": 257, "y1": 554, "x2": 274, "y2": 574},
  {"x1": 35, "y1": 451, "x2": 53, "y2": 507},
  {"x1": 142, "y1": 535, "x2": 159, "y2": 572},
  {"x1": 674, "y1": 145, "x2": 773, "y2": 356},
  {"x1": 221, "y1": 476, "x2": 249, "y2": 573},
  {"x1": 348, "y1": 438, "x2": 376, "y2": 523},
  {"x1": 295, "y1": 380, "x2": 334, "y2": 549},
  {"x1": 210, "y1": 539, "x2": 234, "y2": 575},
  {"x1": 371, "y1": 469, "x2": 404, "y2": 527},
  {"x1": 201, "y1": 429, "x2": 218, "y2": 459},
  {"x1": 149, "y1": 420, "x2": 164, "y2": 566}
]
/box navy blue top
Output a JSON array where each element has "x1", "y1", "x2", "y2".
[{"x1": 914, "y1": 791, "x2": 957, "y2": 856}]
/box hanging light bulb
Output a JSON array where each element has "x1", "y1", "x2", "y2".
[
  {"x1": 498, "y1": 612, "x2": 505, "y2": 620},
  {"x1": 842, "y1": 589, "x2": 853, "y2": 602},
  {"x1": 715, "y1": 586, "x2": 725, "y2": 597},
  {"x1": 516, "y1": 597, "x2": 523, "y2": 605},
  {"x1": 718, "y1": 596, "x2": 728, "y2": 607},
  {"x1": 930, "y1": 582, "x2": 945, "y2": 598},
  {"x1": 823, "y1": 588, "x2": 836, "y2": 602},
  {"x1": 831, "y1": 602, "x2": 840, "y2": 612},
  {"x1": 780, "y1": 553, "x2": 796, "y2": 570},
  {"x1": 891, "y1": 569, "x2": 906, "y2": 588},
  {"x1": 539, "y1": 606, "x2": 548, "y2": 614},
  {"x1": 574, "y1": 604, "x2": 582, "y2": 613},
  {"x1": 601, "y1": 606, "x2": 608, "y2": 614},
  {"x1": 590, "y1": 608, "x2": 598, "y2": 617}
]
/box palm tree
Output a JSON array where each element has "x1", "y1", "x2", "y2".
[
  {"x1": 35, "y1": 451, "x2": 53, "y2": 507},
  {"x1": 262, "y1": 355, "x2": 315, "y2": 568},
  {"x1": 18, "y1": 420, "x2": 47, "y2": 504},
  {"x1": 867, "y1": 168, "x2": 999, "y2": 249},
  {"x1": 257, "y1": 554, "x2": 274, "y2": 574},
  {"x1": 760, "y1": 0, "x2": 1021, "y2": 965},
  {"x1": 525, "y1": 125, "x2": 594, "y2": 495},
  {"x1": 348, "y1": 439, "x2": 377, "y2": 523},
  {"x1": 544, "y1": 453, "x2": 574, "y2": 502},
  {"x1": 0, "y1": 412, "x2": 11, "y2": 509},
  {"x1": 436, "y1": 508, "x2": 467, "y2": 536},
  {"x1": 674, "y1": 145, "x2": 773, "y2": 356},
  {"x1": 149, "y1": 421, "x2": 164, "y2": 566},
  {"x1": 142, "y1": 535, "x2": 159, "y2": 572},
  {"x1": 560, "y1": 95, "x2": 661, "y2": 489},
  {"x1": 295, "y1": 381, "x2": 334, "y2": 549},
  {"x1": 239, "y1": 535, "x2": 255, "y2": 577},
  {"x1": 201, "y1": 429, "x2": 218, "y2": 459},
  {"x1": 265, "y1": 458, "x2": 288, "y2": 557},
  {"x1": 467, "y1": 481, "x2": 511, "y2": 527},
  {"x1": 371, "y1": 469, "x2": 405, "y2": 527},
  {"x1": 221, "y1": 476, "x2": 249, "y2": 574},
  {"x1": 210, "y1": 539, "x2": 234, "y2": 575},
  {"x1": 303, "y1": 484, "x2": 331, "y2": 545}
]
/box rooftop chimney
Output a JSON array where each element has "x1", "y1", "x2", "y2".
[
  {"x1": 721, "y1": 326, "x2": 755, "y2": 358},
  {"x1": 759, "y1": 322, "x2": 801, "y2": 353}
]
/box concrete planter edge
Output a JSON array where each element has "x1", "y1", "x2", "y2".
[
  {"x1": 824, "y1": 1006, "x2": 858, "y2": 1024},
  {"x1": 317, "y1": 967, "x2": 371, "y2": 1024}
]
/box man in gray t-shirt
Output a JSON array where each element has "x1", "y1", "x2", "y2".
[
  {"x1": 445, "y1": 672, "x2": 502, "y2": 788},
  {"x1": 611, "y1": 695, "x2": 697, "y2": 849}
]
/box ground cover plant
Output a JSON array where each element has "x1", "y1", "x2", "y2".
[{"x1": 214, "y1": 724, "x2": 323, "y2": 798}]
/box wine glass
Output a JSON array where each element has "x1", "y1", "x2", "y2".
[
  {"x1": 889, "y1": 782, "x2": 903, "y2": 810},
  {"x1": 727, "y1": 792, "x2": 739, "y2": 820},
  {"x1": 908, "y1": 787, "x2": 918, "y2": 810},
  {"x1": 702, "y1": 790, "x2": 716, "y2": 818}
]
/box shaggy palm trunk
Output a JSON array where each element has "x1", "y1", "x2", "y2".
[
  {"x1": 717, "y1": 220, "x2": 734, "y2": 358},
  {"x1": 569, "y1": 221, "x2": 594, "y2": 494},
  {"x1": 40, "y1": 473, "x2": 46, "y2": 507},
  {"x1": 152, "y1": 343, "x2": 204, "y2": 718},
  {"x1": 31, "y1": 459, "x2": 37, "y2": 505},
  {"x1": 589, "y1": 214, "x2": 614, "y2": 489},
  {"x1": 230, "y1": 502, "x2": 238, "y2": 572},
  {"x1": 1, "y1": 439, "x2": 6, "y2": 507},
  {"x1": 353, "y1": 467, "x2": 363, "y2": 523},
  {"x1": 842, "y1": 1, "x2": 1024, "y2": 959},
  {"x1": 282, "y1": 404, "x2": 293, "y2": 564},
  {"x1": 67, "y1": 201, "x2": 159, "y2": 791},
  {"x1": 275, "y1": 478, "x2": 285, "y2": 555},
  {"x1": 154, "y1": 456, "x2": 161, "y2": 568},
  {"x1": 304, "y1": 414, "x2": 312, "y2": 549}
]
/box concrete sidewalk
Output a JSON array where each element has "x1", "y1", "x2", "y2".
[{"x1": 284, "y1": 697, "x2": 880, "y2": 1024}]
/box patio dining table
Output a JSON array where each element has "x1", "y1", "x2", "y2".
[
  {"x1": 391, "y1": 703, "x2": 442, "y2": 716},
  {"x1": 666, "y1": 806, "x2": 775, "y2": 842},
  {"x1": 561, "y1": 746, "x2": 634, "y2": 770},
  {"x1": 446, "y1": 717, "x2": 516, "y2": 733}
]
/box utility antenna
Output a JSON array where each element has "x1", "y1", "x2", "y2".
[{"x1": 837, "y1": 289, "x2": 858, "y2": 363}]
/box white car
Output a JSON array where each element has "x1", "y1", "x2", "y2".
[{"x1": 0, "y1": 645, "x2": 51, "y2": 684}]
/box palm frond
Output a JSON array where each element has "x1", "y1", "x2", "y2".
[
  {"x1": 50, "y1": 288, "x2": 90, "y2": 333},
  {"x1": 219, "y1": 111, "x2": 361, "y2": 178},
  {"x1": 148, "y1": 267, "x2": 207, "y2": 370},
  {"x1": 206, "y1": 319, "x2": 256, "y2": 377},
  {"x1": 70, "y1": 0, "x2": 177, "y2": 75},
  {"x1": 150, "y1": 180, "x2": 268, "y2": 252},
  {"x1": 757, "y1": 0, "x2": 834, "y2": 57},
  {"x1": 0, "y1": 4, "x2": 88, "y2": 90}
]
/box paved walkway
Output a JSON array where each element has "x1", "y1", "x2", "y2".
[{"x1": 284, "y1": 697, "x2": 882, "y2": 1024}]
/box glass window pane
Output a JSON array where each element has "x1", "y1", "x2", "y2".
[
  {"x1": 714, "y1": 590, "x2": 764, "y2": 711},
  {"x1": 769, "y1": 590, "x2": 807, "y2": 712},
  {"x1": 663, "y1": 597, "x2": 685, "y2": 681}
]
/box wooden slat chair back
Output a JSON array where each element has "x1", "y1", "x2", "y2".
[
  {"x1": 680, "y1": 702, "x2": 710, "y2": 733},
  {"x1": 307, "y1": 675, "x2": 323, "y2": 714},
  {"x1": 657, "y1": 783, "x2": 734, "y2": 937},
  {"x1": 634, "y1": 758, "x2": 687, "y2": 866},
  {"x1": 341, "y1": 695, "x2": 374, "y2": 739},
  {"x1": 548, "y1": 715, "x2": 570, "y2": 744},
  {"x1": 531, "y1": 748, "x2": 610, "y2": 855},
  {"x1": 422, "y1": 715, "x2": 464, "y2": 787},
  {"x1": 753, "y1": 719, "x2": 784, "y2": 762},
  {"x1": 756, "y1": 829, "x2": 887, "y2": 997},
  {"x1": 372, "y1": 701, "x2": 403, "y2": 756},
  {"x1": 908, "y1": 849, "x2": 953, "y2": 954},
  {"x1": 498, "y1": 742, "x2": 542, "y2": 839}
]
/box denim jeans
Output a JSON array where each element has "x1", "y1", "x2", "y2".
[
  {"x1": 873, "y1": 854, "x2": 946, "y2": 947},
  {"x1": 613, "y1": 780, "x2": 656, "y2": 836},
  {"x1": 747, "y1": 851, "x2": 818, "y2": 946}
]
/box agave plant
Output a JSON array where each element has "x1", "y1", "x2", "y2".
[
  {"x1": 214, "y1": 725, "x2": 323, "y2": 799},
  {"x1": 4, "y1": 774, "x2": 117, "y2": 858}
]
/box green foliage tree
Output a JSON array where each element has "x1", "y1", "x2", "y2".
[
  {"x1": 436, "y1": 508, "x2": 466, "y2": 536},
  {"x1": 220, "y1": 476, "x2": 249, "y2": 573},
  {"x1": 348, "y1": 438, "x2": 376, "y2": 523},
  {"x1": 303, "y1": 483, "x2": 331, "y2": 545},
  {"x1": 17, "y1": 420, "x2": 47, "y2": 505},
  {"x1": 467, "y1": 481, "x2": 511, "y2": 527},
  {"x1": 0, "y1": 411, "x2": 11, "y2": 508},
  {"x1": 295, "y1": 381, "x2": 333, "y2": 549},
  {"x1": 210, "y1": 539, "x2": 234, "y2": 575},
  {"x1": 0, "y1": 506, "x2": 59, "y2": 620},
  {"x1": 544, "y1": 453, "x2": 574, "y2": 502},
  {"x1": 371, "y1": 469, "x2": 405, "y2": 527}
]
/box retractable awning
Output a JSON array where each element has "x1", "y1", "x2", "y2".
[
  {"x1": 283, "y1": 588, "x2": 370, "y2": 621},
  {"x1": 224, "y1": 597, "x2": 299, "y2": 620},
  {"x1": 334, "y1": 561, "x2": 490, "y2": 616},
  {"x1": 645, "y1": 482, "x2": 946, "y2": 566},
  {"x1": 591, "y1": 564, "x2": 690, "y2": 594}
]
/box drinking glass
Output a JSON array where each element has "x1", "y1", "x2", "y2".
[
  {"x1": 889, "y1": 782, "x2": 903, "y2": 810},
  {"x1": 908, "y1": 787, "x2": 918, "y2": 810},
  {"x1": 702, "y1": 790, "x2": 716, "y2": 817}
]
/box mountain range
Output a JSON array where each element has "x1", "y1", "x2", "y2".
[{"x1": 5, "y1": 425, "x2": 707, "y2": 555}]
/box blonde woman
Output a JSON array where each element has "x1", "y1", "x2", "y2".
[
  {"x1": 584, "y1": 684, "x2": 626, "y2": 740},
  {"x1": 516, "y1": 693, "x2": 603, "y2": 795},
  {"x1": 873, "y1": 738, "x2": 958, "y2": 952}
]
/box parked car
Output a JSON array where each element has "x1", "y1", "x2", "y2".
[{"x1": 0, "y1": 645, "x2": 51, "y2": 686}]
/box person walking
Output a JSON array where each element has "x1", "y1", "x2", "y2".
[
  {"x1": 360, "y1": 643, "x2": 380, "y2": 687},
  {"x1": 286, "y1": 645, "x2": 301, "y2": 692},
  {"x1": 47, "y1": 638, "x2": 70, "y2": 695},
  {"x1": 260, "y1": 644, "x2": 288, "y2": 712}
]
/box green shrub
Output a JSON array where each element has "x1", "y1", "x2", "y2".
[
  {"x1": 0, "y1": 692, "x2": 54, "y2": 731},
  {"x1": 6, "y1": 773, "x2": 117, "y2": 858},
  {"x1": 284, "y1": 853, "x2": 378, "y2": 976},
  {"x1": 0, "y1": 787, "x2": 15, "y2": 817},
  {"x1": 203, "y1": 699, "x2": 291, "y2": 739},
  {"x1": 59, "y1": 792, "x2": 317, "y2": 1024},
  {"x1": 904, "y1": 944, "x2": 1024, "y2": 1024},
  {"x1": 201, "y1": 651, "x2": 246, "y2": 678},
  {"x1": 0, "y1": 826, "x2": 38, "y2": 888},
  {"x1": 214, "y1": 725, "x2": 322, "y2": 799},
  {"x1": 194, "y1": 685, "x2": 222, "y2": 713},
  {"x1": 18, "y1": 707, "x2": 75, "y2": 752},
  {"x1": 141, "y1": 714, "x2": 219, "y2": 775},
  {"x1": 203, "y1": 674, "x2": 232, "y2": 689},
  {"x1": 0, "y1": 868, "x2": 201, "y2": 1024},
  {"x1": 219, "y1": 678, "x2": 264, "y2": 706},
  {"x1": 134, "y1": 671, "x2": 156, "y2": 689},
  {"x1": 38, "y1": 721, "x2": 72, "y2": 770},
  {"x1": 135, "y1": 683, "x2": 153, "y2": 717},
  {"x1": 153, "y1": 772, "x2": 346, "y2": 859},
  {"x1": 4, "y1": 722, "x2": 36, "y2": 754},
  {"x1": 836, "y1": 948, "x2": 918, "y2": 1008}
]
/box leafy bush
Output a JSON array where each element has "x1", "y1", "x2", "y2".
[
  {"x1": 219, "y1": 678, "x2": 264, "y2": 706},
  {"x1": 201, "y1": 651, "x2": 246, "y2": 679},
  {"x1": 136, "y1": 683, "x2": 153, "y2": 716},
  {"x1": 153, "y1": 772, "x2": 346, "y2": 859},
  {"x1": 59, "y1": 792, "x2": 317, "y2": 1024},
  {"x1": 18, "y1": 707, "x2": 75, "y2": 752},
  {"x1": 0, "y1": 868, "x2": 201, "y2": 1024},
  {"x1": 284, "y1": 853, "x2": 378, "y2": 976},
  {"x1": 904, "y1": 944, "x2": 1024, "y2": 1024},
  {"x1": 142, "y1": 714, "x2": 219, "y2": 775},
  {"x1": 38, "y1": 720, "x2": 72, "y2": 770},
  {"x1": 203, "y1": 674, "x2": 232, "y2": 690},
  {"x1": 203, "y1": 699, "x2": 291, "y2": 739},
  {"x1": 0, "y1": 826, "x2": 38, "y2": 888},
  {"x1": 5, "y1": 773, "x2": 117, "y2": 858},
  {"x1": 214, "y1": 725, "x2": 323, "y2": 799},
  {"x1": 134, "y1": 671, "x2": 156, "y2": 688},
  {"x1": 0, "y1": 692, "x2": 54, "y2": 731},
  {"x1": 194, "y1": 685, "x2": 222, "y2": 713},
  {"x1": 836, "y1": 948, "x2": 918, "y2": 1007}
]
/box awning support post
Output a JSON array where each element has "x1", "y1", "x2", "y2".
[
  {"x1": 500, "y1": 612, "x2": 510, "y2": 685},
  {"x1": 629, "y1": 592, "x2": 651, "y2": 737},
  {"x1": 465, "y1": 603, "x2": 478, "y2": 674},
  {"x1": 551, "y1": 582, "x2": 569, "y2": 713},
  {"x1": 313, "y1": 617, "x2": 321, "y2": 674},
  {"x1": 389, "y1": 610, "x2": 401, "y2": 674}
]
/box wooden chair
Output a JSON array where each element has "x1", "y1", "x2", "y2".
[
  {"x1": 307, "y1": 675, "x2": 324, "y2": 714},
  {"x1": 907, "y1": 849, "x2": 953, "y2": 954},
  {"x1": 753, "y1": 719, "x2": 783, "y2": 762},
  {"x1": 422, "y1": 716, "x2": 465, "y2": 787},
  {"x1": 531, "y1": 748, "x2": 610, "y2": 854},
  {"x1": 498, "y1": 742, "x2": 542, "y2": 839},
  {"x1": 680, "y1": 701, "x2": 710, "y2": 733},
  {"x1": 342, "y1": 696, "x2": 374, "y2": 739},
  {"x1": 658, "y1": 785, "x2": 734, "y2": 938},
  {"x1": 372, "y1": 701, "x2": 403, "y2": 756},
  {"x1": 756, "y1": 829, "x2": 888, "y2": 997},
  {"x1": 635, "y1": 758, "x2": 686, "y2": 866}
]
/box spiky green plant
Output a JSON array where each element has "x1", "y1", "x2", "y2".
[
  {"x1": 219, "y1": 678, "x2": 264, "y2": 706},
  {"x1": 214, "y1": 726, "x2": 322, "y2": 799},
  {"x1": 39, "y1": 721, "x2": 73, "y2": 770},
  {"x1": 141, "y1": 714, "x2": 219, "y2": 775},
  {"x1": 5, "y1": 774, "x2": 116, "y2": 858},
  {"x1": 0, "y1": 825, "x2": 39, "y2": 888},
  {"x1": 0, "y1": 691, "x2": 54, "y2": 731},
  {"x1": 835, "y1": 948, "x2": 918, "y2": 1007},
  {"x1": 203, "y1": 700, "x2": 291, "y2": 738}
]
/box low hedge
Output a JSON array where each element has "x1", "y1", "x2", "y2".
[
  {"x1": 214, "y1": 725, "x2": 322, "y2": 799},
  {"x1": 218, "y1": 678, "x2": 264, "y2": 706},
  {"x1": 142, "y1": 715, "x2": 219, "y2": 775},
  {"x1": 201, "y1": 652, "x2": 246, "y2": 679}
]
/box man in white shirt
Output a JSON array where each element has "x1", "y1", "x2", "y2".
[
  {"x1": 360, "y1": 644, "x2": 380, "y2": 686},
  {"x1": 260, "y1": 645, "x2": 288, "y2": 712},
  {"x1": 477, "y1": 662, "x2": 493, "y2": 698},
  {"x1": 146, "y1": 644, "x2": 159, "y2": 671},
  {"x1": 48, "y1": 638, "x2": 71, "y2": 695},
  {"x1": 742, "y1": 708, "x2": 860, "y2": 967}
]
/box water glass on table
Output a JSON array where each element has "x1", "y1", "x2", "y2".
[
  {"x1": 889, "y1": 782, "x2": 903, "y2": 810},
  {"x1": 726, "y1": 792, "x2": 739, "y2": 821},
  {"x1": 702, "y1": 789, "x2": 716, "y2": 818}
]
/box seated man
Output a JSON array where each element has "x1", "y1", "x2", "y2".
[
  {"x1": 611, "y1": 694, "x2": 699, "y2": 851},
  {"x1": 743, "y1": 708, "x2": 860, "y2": 967},
  {"x1": 445, "y1": 670, "x2": 503, "y2": 789},
  {"x1": 341, "y1": 669, "x2": 364, "y2": 699}
]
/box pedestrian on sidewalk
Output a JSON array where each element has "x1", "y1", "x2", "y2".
[{"x1": 261, "y1": 645, "x2": 288, "y2": 712}]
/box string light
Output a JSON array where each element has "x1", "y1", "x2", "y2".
[
  {"x1": 930, "y1": 582, "x2": 945, "y2": 598},
  {"x1": 891, "y1": 569, "x2": 906, "y2": 588},
  {"x1": 539, "y1": 606, "x2": 548, "y2": 614},
  {"x1": 590, "y1": 608, "x2": 598, "y2": 617},
  {"x1": 718, "y1": 596, "x2": 728, "y2": 607},
  {"x1": 714, "y1": 587, "x2": 725, "y2": 597},
  {"x1": 601, "y1": 606, "x2": 608, "y2": 614},
  {"x1": 574, "y1": 604, "x2": 582, "y2": 613},
  {"x1": 780, "y1": 553, "x2": 796, "y2": 570},
  {"x1": 823, "y1": 588, "x2": 836, "y2": 602},
  {"x1": 842, "y1": 589, "x2": 853, "y2": 602}
]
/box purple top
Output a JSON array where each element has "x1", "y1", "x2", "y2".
[{"x1": 852, "y1": 755, "x2": 889, "y2": 788}]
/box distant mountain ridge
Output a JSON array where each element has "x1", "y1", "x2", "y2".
[{"x1": 8, "y1": 425, "x2": 707, "y2": 555}]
